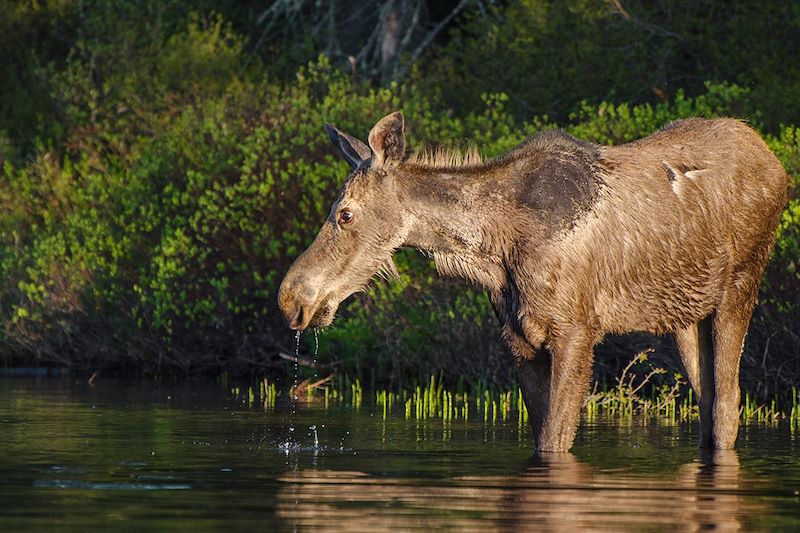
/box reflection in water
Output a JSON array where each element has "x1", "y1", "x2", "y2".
[
  {"x1": 504, "y1": 450, "x2": 746, "y2": 531},
  {"x1": 276, "y1": 450, "x2": 752, "y2": 530},
  {"x1": 678, "y1": 450, "x2": 743, "y2": 532},
  {"x1": 3, "y1": 379, "x2": 799, "y2": 530}
]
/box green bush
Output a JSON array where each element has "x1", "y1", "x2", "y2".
[
  {"x1": 419, "y1": 0, "x2": 800, "y2": 132},
  {"x1": 566, "y1": 82, "x2": 752, "y2": 145},
  {"x1": 1, "y1": 4, "x2": 798, "y2": 397},
  {"x1": 0, "y1": 22, "x2": 534, "y2": 373}
]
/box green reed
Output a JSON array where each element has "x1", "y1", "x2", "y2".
[
  {"x1": 791, "y1": 387, "x2": 800, "y2": 432},
  {"x1": 227, "y1": 357, "x2": 799, "y2": 427}
]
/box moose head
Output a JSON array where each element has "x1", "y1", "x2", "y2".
[{"x1": 278, "y1": 112, "x2": 409, "y2": 330}]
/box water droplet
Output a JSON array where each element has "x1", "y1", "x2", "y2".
[
  {"x1": 313, "y1": 329, "x2": 319, "y2": 373},
  {"x1": 293, "y1": 331, "x2": 301, "y2": 393}
]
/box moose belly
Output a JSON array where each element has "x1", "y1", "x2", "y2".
[
  {"x1": 588, "y1": 233, "x2": 728, "y2": 335},
  {"x1": 550, "y1": 202, "x2": 729, "y2": 336},
  {"x1": 593, "y1": 274, "x2": 722, "y2": 335}
]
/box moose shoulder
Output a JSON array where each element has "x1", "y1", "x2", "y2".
[{"x1": 278, "y1": 112, "x2": 789, "y2": 452}]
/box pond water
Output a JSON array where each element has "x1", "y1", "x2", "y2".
[{"x1": 1, "y1": 377, "x2": 800, "y2": 531}]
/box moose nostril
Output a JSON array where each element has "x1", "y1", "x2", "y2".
[
  {"x1": 278, "y1": 272, "x2": 319, "y2": 330},
  {"x1": 288, "y1": 305, "x2": 304, "y2": 330}
]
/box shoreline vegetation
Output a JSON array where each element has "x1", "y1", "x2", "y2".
[
  {"x1": 1, "y1": 2, "x2": 799, "y2": 405},
  {"x1": 229, "y1": 354, "x2": 799, "y2": 429}
]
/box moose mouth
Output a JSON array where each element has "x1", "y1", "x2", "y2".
[{"x1": 286, "y1": 298, "x2": 337, "y2": 331}]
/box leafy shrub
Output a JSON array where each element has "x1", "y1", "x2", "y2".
[
  {"x1": 419, "y1": 0, "x2": 800, "y2": 132},
  {"x1": 567, "y1": 82, "x2": 753, "y2": 145},
  {"x1": 1, "y1": 5, "x2": 799, "y2": 397}
]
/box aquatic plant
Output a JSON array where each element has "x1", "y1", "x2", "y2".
[
  {"x1": 585, "y1": 351, "x2": 684, "y2": 420},
  {"x1": 230, "y1": 354, "x2": 799, "y2": 427}
]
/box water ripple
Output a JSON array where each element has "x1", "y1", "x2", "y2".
[{"x1": 33, "y1": 479, "x2": 191, "y2": 490}]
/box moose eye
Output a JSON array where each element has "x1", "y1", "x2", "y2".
[{"x1": 338, "y1": 209, "x2": 354, "y2": 225}]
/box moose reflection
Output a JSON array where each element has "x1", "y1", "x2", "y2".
[{"x1": 276, "y1": 450, "x2": 749, "y2": 530}]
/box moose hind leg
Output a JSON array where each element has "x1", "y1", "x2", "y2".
[
  {"x1": 674, "y1": 317, "x2": 715, "y2": 448},
  {"x1": 711, "y1": 283, "x2": 758, "y2": 449}
]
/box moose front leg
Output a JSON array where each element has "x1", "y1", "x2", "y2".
[
  {"x1": 535, "y1": 330, "x2": 595, "y2": 452},
  {"x1": 515, "y1": 347, "x2": 552, "y2": 447},
  {"x1": 509, "y1": 324, "x2": 594, "y2": 452},
  {"x1": 493, "y1": 294, "x2": 593, "y2": 452},
  {"x1": 501, "y1": 323, "x2": 551, "y2": 445}
]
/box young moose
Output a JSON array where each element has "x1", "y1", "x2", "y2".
[{"x1": 278, "y1": 112, "x2": 789, "y2": 452}]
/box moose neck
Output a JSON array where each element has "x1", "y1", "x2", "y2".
[{"x1": 397, "y1": 164, "x2": 525, "y2": 292}]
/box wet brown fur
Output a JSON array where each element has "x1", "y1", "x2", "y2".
[{"x1": 279, "y1": 114, "x2": 789, "y2": 452}]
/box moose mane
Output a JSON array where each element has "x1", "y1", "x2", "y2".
[{"x1": 405, "y1": 145, "x2": 483, "y2": 169}]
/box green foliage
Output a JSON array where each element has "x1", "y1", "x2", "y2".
[
  {"x1": 0, "y1": 13, "x2": 536, "y2": 373},
  {"x1": 420, "y1": 0, "x2": 800, "y2": 132},
  {"x1": 0, "y1": 3, "x2": 799, "y2": 396},
  {"x1": 567, "y1": 82, "x2": 752, "y2": 145},
  {"x1": 0, "y1": 0, "x2": 263, "y2": 163}
]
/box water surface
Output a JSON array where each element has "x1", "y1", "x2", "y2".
[{"x1": 1, "y1": 378, "x2": 799, "y2": 531}]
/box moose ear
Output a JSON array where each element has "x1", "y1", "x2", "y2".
[
  {"x1": 368, "y1": 111, "x2": 406, "y2": 167},
  {"x1": 325, "y1": 124, "x2": 372, "y2": 169}
]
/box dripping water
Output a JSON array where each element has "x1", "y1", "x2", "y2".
[
  {"x1": 313, "y1": 329, "x2": 319, "y2": 374},
  {"x1": 293, "y1": 330, "x2": 301, "y2": 402},
  {"x1": 284, "y1": 330, "x2": 301, "y2": 452},
  {"x1": 282, "y1": 331, "x2": 326, "y2": 453},
  {"x1": 310, "y1": 331, "x2": 321, "y2": 451}
]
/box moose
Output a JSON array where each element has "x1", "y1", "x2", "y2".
[{"x1": 278, "y1": 112, "x2": 789, "y2": 452}]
